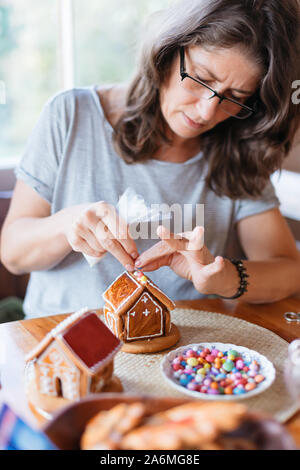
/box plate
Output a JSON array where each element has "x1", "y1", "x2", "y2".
[
  {"x1": 161, "y1": 342, "x2": 276, "y2": 400},
  {"x1": 42, "y1": 393, "x2": 296, "y2": 450}
]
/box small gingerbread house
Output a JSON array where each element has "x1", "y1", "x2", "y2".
[
  {"x1": 102, "y1": 271, "x2": 176, "y2": 343},
  {"x1": 26, "y1": 307, "x2": 122, "y2": 401}
]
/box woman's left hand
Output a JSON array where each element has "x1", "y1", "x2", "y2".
[{"x1": 134, "y1": 225, "x2": 239, "y2": 297}]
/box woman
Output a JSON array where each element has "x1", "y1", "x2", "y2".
[{"x1": 1, "y1": 0, "x2": 300, "y2": 318}]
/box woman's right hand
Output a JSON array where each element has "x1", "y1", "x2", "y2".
[{"x1": 65, "y1": 201, "x2": 139, "y2": 271}]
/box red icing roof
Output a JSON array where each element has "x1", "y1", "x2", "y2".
[{"x1": 62, "y1": 313, "x2": 121, "y2": 371}]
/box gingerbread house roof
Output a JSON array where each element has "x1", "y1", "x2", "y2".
[
  {"x1": 102, "y1": 271, "x2": 176, "y2": 316},
  {"x1": 25, "y1": 307, "x2": 122, "y2": 375}
]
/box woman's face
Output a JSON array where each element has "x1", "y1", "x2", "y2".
[{"x1": 159, "y1": 45, "x2": 262, "y2": 144}]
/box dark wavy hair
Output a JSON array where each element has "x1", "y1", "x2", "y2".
[{"x1": 113, "y1": 0, "x2": 300, "y2": 198}]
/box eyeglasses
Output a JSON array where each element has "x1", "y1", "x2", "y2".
[{"x1": 179, "y1": 47, "x2": 256, "y2": 120}]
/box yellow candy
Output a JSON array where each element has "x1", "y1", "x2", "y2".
[
  {"x1": 204, "y1": 363, "x2": 211, "y2": 370},
  {"x1": 186, "y1": 357, "x2": 198, "y2": 367},
  {"x1": 197, "y1": 368, "x2": 206, "y2": 375},
  {"x1": 140, "y1": 275, "x2": 147, "y2": 284}
]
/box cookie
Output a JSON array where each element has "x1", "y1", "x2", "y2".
[
  {"x1": 80, "y1": 402, "x2": 146, "y2": 450},
  {"x1": 121, "y1": 419, "x2": 216, "y2": 450},
  {"x1": 159, "y1": 402, "x2": 247, "y2": 433},
  {"x1": 121, "y1": 402, "x2": 247, "y2": 450}
]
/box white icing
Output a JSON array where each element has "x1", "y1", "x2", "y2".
[
  {"x1": 147, "y1": 280, "x2": 175, "y2": 308},
  {"x1": 37, "y1": 343, "x2": 80, "y2": 400},
  {"x1": 105, "y1": 310, "x2": 119, "y2": 336},
  {"x1": 93, "y1": 377, "x2": 105, "y2": 392},
  {"x1": 126, "y1": 292, "x2": 163, "y2": 340},
  {"x1": 103, "y1": 272, "x2": 141, "y2": 313},
  {"x1": 50, "y1": 307, "x2": 90, "y2": 339}
]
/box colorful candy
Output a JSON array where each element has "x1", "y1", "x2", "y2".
[{"x1": 170, "y1": 346, "x2": 265, "y2": 396}]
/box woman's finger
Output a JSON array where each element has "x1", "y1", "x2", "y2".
[
  {"x1": 185, "y1": 226, "x2": 204, "y2": 251},
  {"x1": 94, "y1": 201, "x2": 139, "y2": 259},
  {"x1": 68, "y1": 232, "x2": 105, "y2": 258},
  {"x1": 135, "y1": 226, "x2": 188, "y2": 268},
  {"x1": 182, "y1": 226, "x2": 215, "y2": 265},
  {"x1": 73, "y1": 220, "x2": 105, "y2": 253},
  {"x1": 95, "y1": 219, "x2": 136, "y2": 271},
  {"x1": 136, "y1": 254, "x2": 172, "y2": 272}
]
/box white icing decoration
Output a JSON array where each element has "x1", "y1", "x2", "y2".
[
  {"x1": 147, "y1": 280, "x2": 175, "y2": 308},
  {"x1": 143, "y1": 309, "x2": 150, "y2": 317},
  {"x1": 141, "y1": 296, "x2": 148, "y2": 303},
  {"x1": 49, "y1": 307, "x2": 90, "y2": 339},
  {"x1": 105, "y1": 310, "x2": 119, "y2": 336},
  {"x1": 102, "y1": 272, "x2": 141, "y2": 313},
  {"x1": 37, "y1": 343, "x2": 80, "y2": 399},
  {"x1": 126, "y1": 292, "x2": 163, "y2": 340},
  {"x1": 94, "y1": 377, "x2": 105, "y2": 392}
]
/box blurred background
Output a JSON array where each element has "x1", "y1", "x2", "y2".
[
  {"x1": 0, "y1": 0, "x2": 299, "y2": 310},
  {"x1": 0, "y1": 0, "x2": 173, "y2": 162}
]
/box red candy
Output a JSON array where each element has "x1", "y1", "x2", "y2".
[
  {"x1": 172, "y1": 363, "x2": 184, "y2": 371},
  {"x1": 205, "y1": 355, "x2": 215, "y2": 363}
]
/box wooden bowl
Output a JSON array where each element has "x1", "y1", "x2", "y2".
[{"x1": 42, "y1": 393, "x2": 297, "y2": 450}]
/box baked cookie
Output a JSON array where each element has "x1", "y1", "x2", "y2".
[
  {"x1": 122, "y1": 402, "x2": 247, "y2": 450},
  {"x1": 80, "y1": 402, "x2": 146, "y2": 450},
  {"x1": 80, "y1": 401, "x2": 249, "y2": 450}
]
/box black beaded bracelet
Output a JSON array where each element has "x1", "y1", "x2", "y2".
[{"x1": 218, "y1": 259, "x2": 249, "y2": 300}]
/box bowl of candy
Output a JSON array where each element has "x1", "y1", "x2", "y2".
[{"x1": 161, "y1": 342, "x2": 276, "y2": 400}]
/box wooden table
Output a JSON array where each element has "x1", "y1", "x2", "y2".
[{"x1": 1, "y1": 297, "x2": 300, "y2": 446}]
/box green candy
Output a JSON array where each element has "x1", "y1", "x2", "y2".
[
  {"x1": 223, "y1": 359, "x2": 234, "y2": 372},
  {"x1": 228, "y1": 349, "x2": 239, "y2": 358}
]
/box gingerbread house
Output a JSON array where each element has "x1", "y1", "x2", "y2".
[
  {"x1": 25, "y1": 307, "x2": 122, "y2": 402},
  {"x1": 102, "y1": 271, "x2": 180, "y2": 353}
]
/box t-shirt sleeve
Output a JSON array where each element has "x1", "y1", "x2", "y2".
[
  {"x1": 234, "y1": 179, "x2": 280, "y2": 223},
  {"x1": 14, "y1": 92, "x2": 69, "y2": 204}
]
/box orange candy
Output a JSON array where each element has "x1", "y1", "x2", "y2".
[
  {"x1": 214, "y1": 359, "x2": 221, "y2": 369},
  {"x1": 224, "y1": 386, "x2": 233, "y2": 395},
  {"x1": 245, "y1": 382, "x2": 256, "y2": 391},
  {"x1": 210, "y1": 382, "x2": 219, "y2": 390},
  {"x1": 254, "y1": 374, "x2": 265, "y2": 383}
]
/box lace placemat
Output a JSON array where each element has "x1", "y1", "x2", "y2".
[{"x1": 113, "y1": 308, "x2": 299, "y2": 423}]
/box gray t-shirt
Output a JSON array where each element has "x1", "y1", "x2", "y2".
[{"x1": 15, "y1": 86, "x2": 279, "y2": 318}]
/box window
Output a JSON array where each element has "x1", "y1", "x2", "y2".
[
  {"x1": 0, "y1": 0, "x2": 172, "y2": 162},
  {"x1": 0, "y1": 0, "x2": 58, "y2": 160}
]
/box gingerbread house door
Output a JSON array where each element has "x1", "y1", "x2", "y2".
[
  {"x1": 126, "y1": 292, "x2": 164, "y2": 340},
  {"x1": 37, "y1": 343, "x2": 80, "y2": 400}
]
